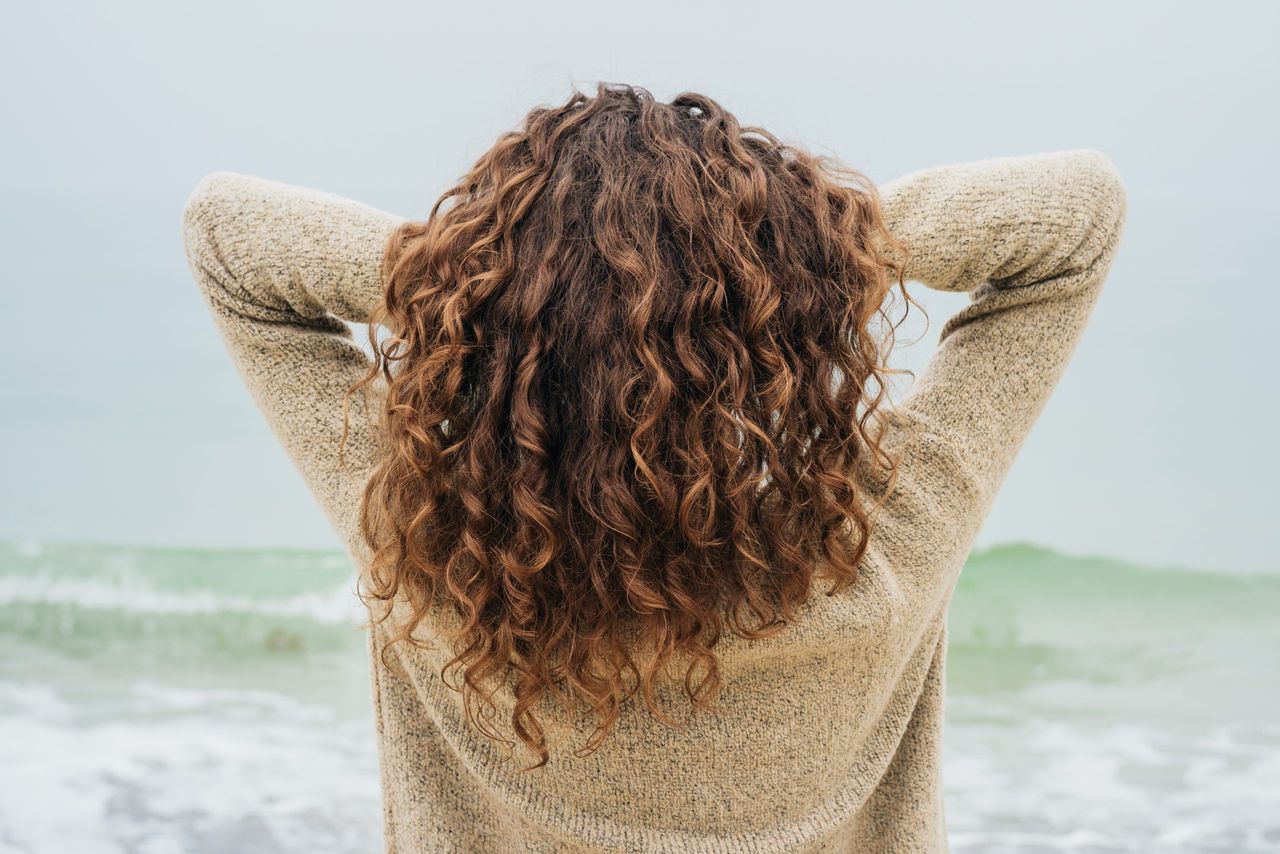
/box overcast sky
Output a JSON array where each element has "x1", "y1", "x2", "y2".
[{"x1": 2, "y1": 1, "x2": 1275, "y2": 572}]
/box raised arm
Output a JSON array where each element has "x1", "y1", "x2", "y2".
[
  {"x1": 181, "y1": 173, "x2": 405, "y2": 565},
  {"x1": 876, "y1": 149, "x2": 1128, "y2": 510}
]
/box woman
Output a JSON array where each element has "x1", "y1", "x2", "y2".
[{"x1": 182, "y1": 83, "x2": 1126, "y2": 853}]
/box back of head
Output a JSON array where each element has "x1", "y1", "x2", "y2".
[{"x1": 353, "y1": 82, "x2": 909, "y2": 768}]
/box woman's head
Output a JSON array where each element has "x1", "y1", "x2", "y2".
[{"x1": 350, "y1": 82, "x2": 911, "y2": 768}]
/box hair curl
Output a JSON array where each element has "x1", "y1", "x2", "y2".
[{"x1": 346, "y1": 82, "x2": 915, "y2": 769}]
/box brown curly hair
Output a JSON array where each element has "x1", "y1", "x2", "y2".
[{"x1": 346, "y1": 82, "x2": 914, "y2": 769}]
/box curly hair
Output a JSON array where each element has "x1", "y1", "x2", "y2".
[{"x1": 346, "y1": 82, "x2": 914, "y2": 769}]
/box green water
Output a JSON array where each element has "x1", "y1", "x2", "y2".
[{"x1": 1, "y1": 538, "x2": 1277, "y2": 852}]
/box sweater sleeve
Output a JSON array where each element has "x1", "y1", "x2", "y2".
[
  {"x1": 181, "y1": 172, "x2": 405, "y2": 565},
  {"x1": 876, "y1": 149, "x2": 1128, "y2": 509}
]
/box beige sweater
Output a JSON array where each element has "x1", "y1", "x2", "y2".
[{"x1": 182, "y1": 149, "x2": 1126, "y2": 853}]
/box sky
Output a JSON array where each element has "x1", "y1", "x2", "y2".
[{"x1": 1, "y1": 1, "x2": 1276, "y2": 573}]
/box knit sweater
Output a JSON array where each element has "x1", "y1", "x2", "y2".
[{"x1": 181, "y1": 149, "x2": 1127, "y2": 853}]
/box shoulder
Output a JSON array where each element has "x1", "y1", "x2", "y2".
[{"x1": 863, "y1": 415, "x2": 990, "y2": 555}]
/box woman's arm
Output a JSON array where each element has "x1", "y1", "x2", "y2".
[
  {"x1": 181, "y1": 172, "x2": 405, "y2": 564},
  {"x1": 876, "y1": 149, "x2": 1128, "y2": 509}
]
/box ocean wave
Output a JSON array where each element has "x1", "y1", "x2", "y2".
[
  {"x1": 2, "y1": 538, "x2": 1277, "y2": 674},
  {"x1": 1, "y1": 539, "x2": 1276, "y2": 851},
  {"x1": 3, "y1": 537, "x2": 1274, "y2": 620},
  {"x1": 0, "y1": 574, "x2": 365, "y2": 624}
]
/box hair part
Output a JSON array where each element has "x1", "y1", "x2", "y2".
[{"x1": 345, "y1": 82, "x2": 915, "y2": 769}]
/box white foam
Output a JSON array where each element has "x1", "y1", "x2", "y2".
[
  {"x1": 0, "y1": 681, "x2": 382, "y2": 853},
  {"x1": 944, "y1": 713, "x2": 1280, "y2": 852},
  {"x1": 0, "y1": 575, "x2": 366, "y2": 624}
]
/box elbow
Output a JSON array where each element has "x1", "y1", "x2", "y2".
[
  {"x1": 181, "y1": 171, "x2": 252, "y2": 260},
  {"x1": 1076, "y1": 149, "x2": 1128, "y2": 239},
  {"x1": 181, "y1": 172, "x2": 295, "y2": 320},
  {"x1": 1051, "y1": 150, "x2": 1128, "y2": 281},
  {"x1": 181, "y1": 172, "x2": 258, "y2": 299},
  {"x1": 182, "y1": 173, "x2": 225, "y2": 259},
  {"x1": 183, "y1": 172, "x2": 229, "y2": 229}
]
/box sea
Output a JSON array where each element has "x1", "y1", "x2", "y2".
[{"x1": 1, "y1": 538, "x2": 1276, "y2": 853}]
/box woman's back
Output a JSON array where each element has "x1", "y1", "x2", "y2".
[
  {"x1": 180, "y1": 85, "x2": 1126, "y2": 852},
  {"x1": 368, "y1": 509, "x2": 954, "y2": 852}
]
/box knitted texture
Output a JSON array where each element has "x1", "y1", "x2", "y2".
[{"x1": 181, "y1": 149, "x2": 1127, "y2": 853}]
